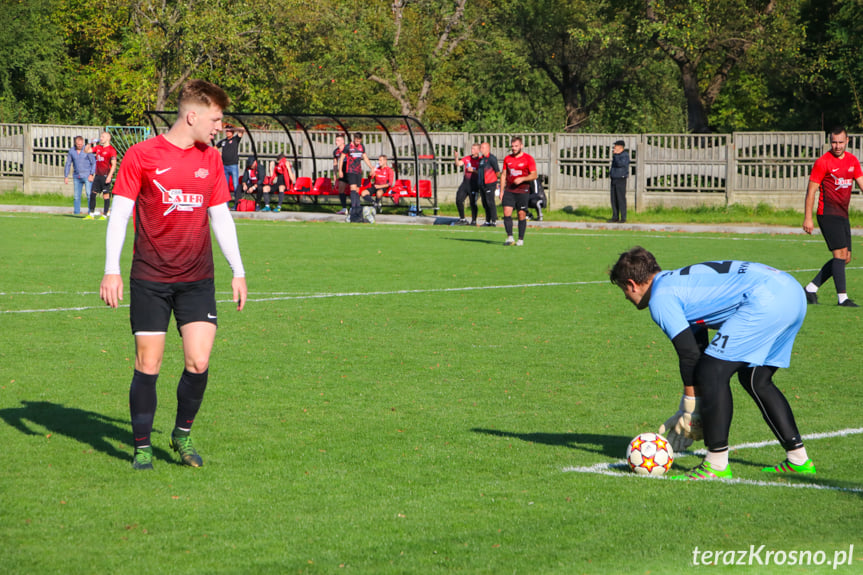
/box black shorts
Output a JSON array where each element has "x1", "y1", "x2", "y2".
[
  {"x1": 817, "y1": 214, "x2": 852, "y2": 251},
  {"x1": 130, "y1": 278, "x2": 217, "y2": 335},
  {"x1": 345, "y1": 173, "x2": 363, "y2": 187},
  {"x1": 92, "y1": 174, "x2": 112, "y2": 195},
  {"x1": 271, "y1": 175, "x2": 285, "y2": 190},
  {"x1": 502, "y1": 190, "x2": 530, "y2": 211}
]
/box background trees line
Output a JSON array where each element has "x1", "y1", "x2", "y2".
[{"x1": 1, "y1": 0, "x2": 861, "y2": 134}]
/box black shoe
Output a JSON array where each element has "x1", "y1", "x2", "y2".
[
  {"x1": 805, "y1": 291, "x2": 818, "y2": 305},
  {"x1": 839, "y1": 298, "x2": 859, "y2": 307},
  {"x1": 469, "y1": 220, "x2": 477, "y2": 226}
]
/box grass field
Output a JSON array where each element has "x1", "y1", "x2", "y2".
[{"x1": 1, "y1": 213, "x2": 862, "y2": 574}]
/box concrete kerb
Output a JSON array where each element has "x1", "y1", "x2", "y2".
[{"x1": 0, "y1": 204, "x2": 848, "y2": 236}]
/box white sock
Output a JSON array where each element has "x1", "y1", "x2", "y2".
[
  {"x1": 838, "y1": 293, "x2": 849, "y2": 304},
  {"x1": 805, "y1": 282, "x2": 818, "y2": 293},
  {"x1": 705, "y1": 450, "x2": 729, "y2": 471},
  {"x1": 787, "y1": 446, "x2": 809, "y2": 465}
]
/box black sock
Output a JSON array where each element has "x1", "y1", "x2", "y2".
[
  {"x1": 504, "y1": 216, "x2": 513, "y2": 235},
  {"x1": 175, "y1": 369, "x2": 209, "y2": 431},
  {"x1": 104, "y1": 197, "x2": 111, "y2": 213},
  {"x1": 811, "y1": 260, "x2": 833, "y2": 287},
  {"x1": 831, "y1": 257, "x2": 847, "y2": 294},
  {"x1": 88, "y1": 192, "x2": 96, "y2": 213},
  {"x1": 518, "y1": 218, "x2": 526, "y2": 240},
  {"x1": 130, "y1": 370, "x2": 158, "y2": 449}
]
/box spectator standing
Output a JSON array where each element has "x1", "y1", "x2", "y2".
[
  {"x1": 477, "y1": 142, "x2": 500, "y2": 226},
  {"x1": 64, "y1": 136, "x2": 95, "y2": 215},
  {"x1": 333, "y1": 134, "x2": 349, "y2": 215},
  {"x1": 610, "y1": 140, "x2": 630, "y2": 223},
  {"x1": 216, "y1": 126, "x2": 244, "y2": 204},
  {"x1": 85, "y1": 132, "x2": 118, "y2": 220},
  {"x1": 501, "y1": 137, "x2": 538, "y2": 246},
  {"x1": 99, "y1": 79, "x2": 247, "y2": 470},
  {"x1": 803, "y1": 126, "x2": 863, "y2": 307},
  {"x1": 454, "y1": 144, "x2": 480, "y2": 225}
]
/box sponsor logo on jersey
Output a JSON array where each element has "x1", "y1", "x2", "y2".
[
  {"x1": 194, "y1": 168, "x2": 209, "y2": 179},
  {"x1": 154, "y1": 179, "x2": 204, "y2": 215}
]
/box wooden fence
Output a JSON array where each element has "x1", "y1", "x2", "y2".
[{"x1": 2, "y1": 123, "x2": 861, "y2": 212}]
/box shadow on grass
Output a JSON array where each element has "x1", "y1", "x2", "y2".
[
  {"x1": 443, "y1": 237, "x2": 504, "y2": 245},
  {"x1": 0, "y1": 400, "x2": 170, "y2": 464},
  {"x1": 471, "y1": 428, "x2": 631, "y2": 457}
]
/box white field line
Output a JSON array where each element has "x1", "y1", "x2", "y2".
[
  {"x1": 563, "y1": 427, "x2": 863, "y2": 493},
  {"x1": 0, "y1": 280, "x2": 607, "y2": 314}
]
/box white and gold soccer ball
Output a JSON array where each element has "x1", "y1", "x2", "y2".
[{"x1": 626, "y1": 432, "x2": 674, "y2": 476}]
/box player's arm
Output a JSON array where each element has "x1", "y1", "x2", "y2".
[
  {"x1": 657, "y1": 327, "x2": 703, "y2": 450},
  {"x1": 209, "y1": 203, "x2": 247, "y2": 311},
  {"x1": 363, "y1": 153, "x2": 374, "y2": 172},
  {"x1": 107, "y1": 155, "x2": 117, "y2": 182},
  {"x1": 803, "y1": 180, "x2": 820, "y2": 234},
  {"x1": 338, "y1": 153, "x2": 345, "y2": 178},
  {"x1": 455, "y1": 152, "x2": 464, "y2": 168},
  {"x1": 100, "y1": 195, "x2": 135, "y2": 308}
]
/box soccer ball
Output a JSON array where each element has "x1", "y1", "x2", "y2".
[{"x1": 626, "y1": 432, "x2": 674, "y2": 476}]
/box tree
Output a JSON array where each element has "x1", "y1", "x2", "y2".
[
  {"x1": 641, "y1": 0, "x2": 798, "y2": 133},
  {"x1": 492, "y1": 0, "x2": 652, "y2": 132}
]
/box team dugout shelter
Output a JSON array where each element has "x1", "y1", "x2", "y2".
[{"x1": 143, "y1": 112, "x2": 439, "y2": 215}]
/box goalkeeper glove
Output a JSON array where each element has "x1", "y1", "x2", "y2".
[{"x1": 658, "y1": 395, "x2": 701, "y2": 452}]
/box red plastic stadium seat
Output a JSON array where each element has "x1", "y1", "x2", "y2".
[
  {"x1": 396, "y1": 179, "x2": 413, "y2": 197},
  {"x1": 292, "y1": 177, "x2": 312, "y2": 194},
  {"x1": 313, "y1": 177, "x2": 333, "y2": 195},
  {"x1": 418, "y1": 179, "x2": 432, "y2": 198}
]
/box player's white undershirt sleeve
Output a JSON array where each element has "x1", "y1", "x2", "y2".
[
  {"x1": 208, "y1": 203, "x2": 246, "y2": 278},
  {"x1": 104, "y1": 195, "x2": 134, "y2": 275}
]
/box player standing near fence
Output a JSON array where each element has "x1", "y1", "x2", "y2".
[
  {"x1": 803, "y1": 126, "x2": 863, "y2": 307},
  {"x1": 99, "y1": 79, "x2": 247, "y2": 471},
  {"x1": 501, "y1": 137, "x2": 537, "y2": 246},
  {"x1": 85, "y1": 132, "x2": 117, "y2": 220}
]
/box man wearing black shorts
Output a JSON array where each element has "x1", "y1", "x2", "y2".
[
  {"x1": 100, "y1": 80, "x2": 247, "y2": 471},
  {"x1": 338, "y1": 133, "x2": 374, "y2": 223},
  {"x1": 501, "y1": 137, "x2": 538, "y2": 246},
  {"x1": 477, "y1": 141, "x2": 500, "y2": 226},
  {"x1": 803, "y1": 126, "x2": 863, "y2": 307}
]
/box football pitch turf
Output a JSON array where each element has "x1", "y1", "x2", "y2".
[{"x1": 1, "y1": 213, "x2": 862, "y2": 574}]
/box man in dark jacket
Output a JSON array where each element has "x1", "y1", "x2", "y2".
[
  {"x1": 242, "y1": 156, "x2": 267, "y2": 210},
  {"x1": 610, "y1": 140, "x2": 630, "y2": 223}
]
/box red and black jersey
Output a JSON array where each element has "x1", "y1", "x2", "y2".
[
  {"x1": 343, "y1": 142, "x2": 366, "y2": 175},
  {"x1": 461, "y1": 155, "x2": 480, "y2": 181},
  {"x1": 333, "y1": 145, "x2": 345, "y2": 170},
  {"x1": 810, "y1": 151, "x2": 863, "y2": 217},
  {"x1": 274, "y1": 157, "x2": 291, "y2": 177},
  {"x1": 112, "y1": 135, "x2": 230, "y2": 283},
  {"x1": 92, "y1": 144, "x2": 117, "y2": 177},
  {"x1": 503, "y1": 152, "x2": 537, "y2": 193}
]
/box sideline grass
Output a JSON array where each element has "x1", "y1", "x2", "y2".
[{"x1": 1, "y1": 214, "x2": 862, "y2": 574}]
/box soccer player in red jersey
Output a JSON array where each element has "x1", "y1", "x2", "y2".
[
  {"x1": 367, "y1": 154, "x2": 395, "y2": 213},
  {"x1": 99, "y1": 79, "x2": 248, "y2": 470},
  {"x1": 338, "y1": 133, "x2": 374, "y2": 222},
  {"x1": 333, "y1": 134, "x2": 349, "y2": 215},
  {"x1": 454, "y1": 144, "x2": 480, "y2": 225},
  {"x1": 803, "y1": 126, "x2": 863, "y2": 307},
  {"x1": 262, "y1": 153, "x2": 295, "y2": 212},
  {"x1": 501, "y1": 137, "x2": 537, "y2": 246},
  {"x1": 85, "y1": 132, "x2": 118, "y2": 220}
]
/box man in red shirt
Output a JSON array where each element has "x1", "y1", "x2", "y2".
[
  {"x1": 366, "y1": 154, "x2": 395, "y2": 213},
  {"x1": 501, "y1": 137, "x2": 538, "y2": 246},
  {"x1": 99, "y1": 79, "x2": 248, "y2": 471},
  {"x1": 333, "y1": 134, "x2": 349, "y2": 215},
  {"x1": 262, "y1": 153, "x2": 295, "y2": 212},
  {"x1": 84, "y1": 132, "x2": 118, "y2": 220},
  {"x1": 803, "y1": 126, "x2": 863, "y2": 307},
  {"x1": 454, "y1": 144, "x2": 480, "y2": 225}
]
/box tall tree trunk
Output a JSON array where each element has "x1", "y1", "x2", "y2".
[{"x1": 680, "y1": 63, "x2": 710, "y2": 133}]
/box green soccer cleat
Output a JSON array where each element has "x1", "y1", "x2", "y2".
[
  {"x1": 762, "y1": 459, "x2": 816, "y2": 475},
  {"x1": 670, "y1": 460, "x2": 733, "y2": 481},
  {"x1": 132, "y1": 446, "x2": 154, "y2": 470},
  {"x1": 170, "y1": 431, "x2": 203, "y2": 467}
]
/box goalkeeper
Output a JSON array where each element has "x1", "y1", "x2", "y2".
[{"x1": 609, "y1": 247, "x2": 816, "y2": 480}]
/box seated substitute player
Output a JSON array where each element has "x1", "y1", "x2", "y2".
[
  {"x1": 366, "y1": 154, "x2": 394, "y2": 213},
  {"x1": 609, "y1": 247, "x2": 816, "y2": 480},
  {"x1": 501, "y1": 136, "x2": 537, "y2": 246},
  {"x1": 261, "y1": 153, "x2": 295, "y2": 212},
  {"x1": 241, "y1": 155, "x2": 267, "y2": 209},
  {"x1": 100, "y1": 79, "x2": 247, "y2": 471}
]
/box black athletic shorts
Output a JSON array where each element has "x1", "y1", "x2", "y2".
[
  {"x1": 270, "y1": 175, "x2": 285, "y2": 190},
  {"x1": 130, "y1": 278, "x2": 217, "y2": 335},
  {"x1": 501, "y1": 190, "x2": 529, "y2": 211},
  {"x1": 346, "y1": 173, "x2": 363, "y2": 187},
  {"x1": 817, "y1": 214, "x2": 852, "y2": 252},
  {"x1": 92, "y1": 174, "x2": 112, "y2": 195}
]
